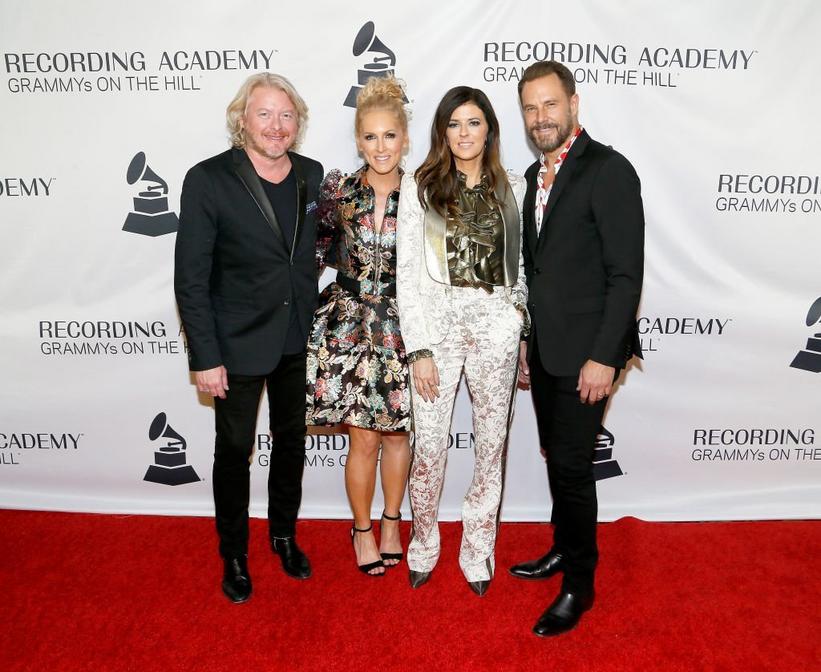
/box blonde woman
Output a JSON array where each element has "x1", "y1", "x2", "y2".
[{"x1": 306, "y1": 77, "x2": 411, "y2": 576}]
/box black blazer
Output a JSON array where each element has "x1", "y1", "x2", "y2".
[
  {"x1": 174, "y1": 147, "x2": 323, "y2": 376},
  {"x1": 523, "y1": 130, "x2": 644, "y2": 376}
]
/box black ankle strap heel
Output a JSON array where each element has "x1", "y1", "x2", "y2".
[
  {"x1": 351, "y1": 523, "x2": 385, "y2": 576},
  {"x1": 379, "y1": 511, "x2": 404, "y2": 564}
]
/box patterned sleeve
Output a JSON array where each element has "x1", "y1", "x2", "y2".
[
  {"x1": 396, "y1": 172, "x2": 433, "y2": 355},
  {"x1": 315, "y1": 169, "x2": 343, "y2": 276}
]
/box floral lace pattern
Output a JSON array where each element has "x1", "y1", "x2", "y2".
[{"x1": 407, "y1": 288, "x2": 521, "y2": 581}]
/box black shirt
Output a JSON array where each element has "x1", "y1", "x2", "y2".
[
  {"x1": 261, "y1": 170, "x2": 305, "y2": 355},
  {"x1": 261, "y1": 170, "x2": 297, "y2": 250}
]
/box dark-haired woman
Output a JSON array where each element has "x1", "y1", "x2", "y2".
[{"x1": 396, "y1": 87, "x2": 527, "y2": 595}]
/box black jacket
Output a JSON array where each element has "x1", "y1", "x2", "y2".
[
  {"x1": 175, "y1": 147, "x2": 323, "y2": 375},
  {"x1": 523, "y1": 130, "x2": 644, "y2": 375}
]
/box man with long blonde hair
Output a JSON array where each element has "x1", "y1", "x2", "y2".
[{"x1": 175, "y1": 72, "x2": 323, "y2": 603}]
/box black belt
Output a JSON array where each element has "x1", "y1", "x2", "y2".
[{"x1": 335, "y1": 273, "x2": 396, "y2": 298}]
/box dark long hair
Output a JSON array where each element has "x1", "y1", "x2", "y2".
[{"x1": 415, "y1": 86, "x2": 508, "y2": 217}]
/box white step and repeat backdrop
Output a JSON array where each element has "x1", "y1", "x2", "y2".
[{"x1": 2, "y1": 1, "x2": 819, "y2": 522}]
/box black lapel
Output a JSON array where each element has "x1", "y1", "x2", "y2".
[
  {"x1": 289, "y1": 152, "x2": 307, "y2": 256},
  {"x1": 523, "y1": 161, "x2": 539, "y2": 255},
  {"x1": 536, "y1": 130, "x2": 590, "y2": 251},
  {"x1": 231, "y1": 148, "x2": 286, "y2": 248}
]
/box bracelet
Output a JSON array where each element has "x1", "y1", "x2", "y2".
[
  {"x1": 407, "y1": 349, "x2": 433, "y2": 363},
  {"x1": 514, "y1": 302, "x2": 532, "y2": 336}
]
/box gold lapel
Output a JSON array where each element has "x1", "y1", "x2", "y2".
[
  {"x1": 498, "y1": 183, "x2": 520, "y2": 288},
  {"x1": 423, "y1": 206, "x2": 451, "y2": 285},
  {"x1": 423, "y1": 181, "x2": 520, "y2": 287}
]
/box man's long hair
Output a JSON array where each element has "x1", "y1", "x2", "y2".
[{"x1": 225, "y1": 72, "x2": 309, "y2": 150}]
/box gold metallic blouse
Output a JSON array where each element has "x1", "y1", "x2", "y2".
[{"x1": 446, "y1": 172, "x2": 506, "y2": 292}]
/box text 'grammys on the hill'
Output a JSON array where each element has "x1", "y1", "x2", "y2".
[{"x1": 3, "y1": 49, "x2": 274, "y2": 94}]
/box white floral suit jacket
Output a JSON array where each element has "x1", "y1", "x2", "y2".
[{"x1": 396, "y1": 171, "x2": 528, "y2": 355}]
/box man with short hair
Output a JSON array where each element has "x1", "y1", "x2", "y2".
[
  {"x1": 512, "y1": 60, "x2": 644, "y2": 636},
  {"x1": 175, "y1": 72, "x2": 323, "y2": 603}
]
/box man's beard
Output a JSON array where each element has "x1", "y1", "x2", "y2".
[
  {"x1": 529, "y1": 118, "x2": 574, "y2": 154},
  {"x1": 245, "y1": 132, "x2": 292, "y2": 162}
]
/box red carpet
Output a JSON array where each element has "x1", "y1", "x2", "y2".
[{"x1": 0, "y1": 511, "x2": 818, "y2": 672}]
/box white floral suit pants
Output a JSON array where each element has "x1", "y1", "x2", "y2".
[{"x1": 407, "y1": 286, "x2": 521, "y2": 582}]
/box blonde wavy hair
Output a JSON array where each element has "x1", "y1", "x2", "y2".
[
  {"x1": 226, "y1": 72, "x2": 309, "y2": 150},
  {"x1": 355, "y1": 75, "x2": 409, "y2": 136}
]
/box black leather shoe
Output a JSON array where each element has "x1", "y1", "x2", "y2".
[
  {"x1": 271, "y1": 536, "x2": 312, "y2": 579},
  {"x1": 509, "y1": 551, "x2": 564, "y2": 580},
  {"x1": 409, "y1": 570, "x2": 431, "y2": 588},
  {"x1": 221, "y1": 555, "x2": 252, "y2": 603},
  {"x1": 532, "y1": 591, "x2": 594, "y2": 637},
  {"x1": 468, "y1": 580, "x2": 490, "y2": 596}
]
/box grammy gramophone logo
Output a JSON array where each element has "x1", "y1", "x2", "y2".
[
  {"x1": 122, "y1": 151, "x2": 179, "y2": 237},
  {"x1": 343, "y1": 21, "x2": 408, "y2": 108},
  {"x1": 143, "y1": 412, "x2": 200, "y2": 486},
  {"x1": 789, "y1": 296, "x2": 821, "y2": 373},
  {"x1": 593, "y1": 426, "x2": 624, "y2": 481}
]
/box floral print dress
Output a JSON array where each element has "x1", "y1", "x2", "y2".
[{"x1": 305, "y1": 167, "x2": 411, "y2": 431}]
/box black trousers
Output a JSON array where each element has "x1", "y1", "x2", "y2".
[
  {"x1": 212, "y1": 351, "x2": 307, "y2": 559},
  {"x1": 529, "y1": 336, "x2": 608, "y2": 594}
]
